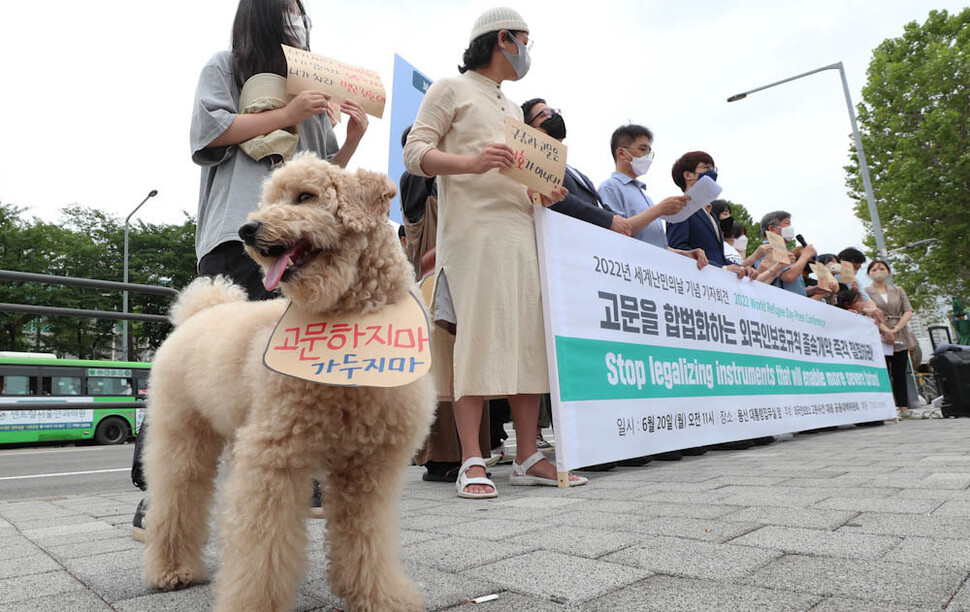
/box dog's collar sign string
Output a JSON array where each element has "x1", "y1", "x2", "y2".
[{"x1": 262, "y1": 290, "x2": 432, "y2": 388}]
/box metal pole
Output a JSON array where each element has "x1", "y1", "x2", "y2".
[
  {"x1": 837, "y1": 63, "x2": 886, "y2": 259},
  {"x1": 123, "y1": 190, "x2": 157, "y2": 361},
  {"x1": 727, "y1": 62, "x2": 887, "y2": 258}
]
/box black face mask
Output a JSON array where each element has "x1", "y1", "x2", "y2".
[
  {"x1": 539, "y1": 114, "x2": 567, "y2": 140},
  {"x1": 719, "y1": 216, "x2": 734, "y2": 236}
]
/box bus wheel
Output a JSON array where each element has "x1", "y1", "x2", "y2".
[{"x1": 95, "y1": 417, "x2": 130, "y2": 445}]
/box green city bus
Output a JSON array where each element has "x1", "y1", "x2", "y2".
[{"x1": 0, "y1": 353, "x2": 150, "y2": 445}]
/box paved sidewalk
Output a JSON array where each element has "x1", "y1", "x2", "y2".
[{"x1": 3, "y1": 414, "x2": 970, "y2": 611}]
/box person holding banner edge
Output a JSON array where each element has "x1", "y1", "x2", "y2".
[
  {"x1": 403, "y1": 7, "x2": 585, "y2": 499},
  {"x1": 132, "y1": 0, "x2": 372, "y2": 539}
]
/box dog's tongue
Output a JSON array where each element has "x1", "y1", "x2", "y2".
[{"x1": 263, "y1": 243, "x2": 304, "y2": 292}]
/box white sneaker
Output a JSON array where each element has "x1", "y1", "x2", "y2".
[{"x1": 485, "y1": 444, "x2": 506, "y2": 466}]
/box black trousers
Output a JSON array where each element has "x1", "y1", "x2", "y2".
[
  {"x1": 131, "y1": 241, "x2": 276, "y2": 490},
  {"x1": 886, "y1": 350, "x2": 910, "y2": 409}
]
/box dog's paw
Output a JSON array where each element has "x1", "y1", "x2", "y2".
[{"x1": 143, "y1": 564, "x2": 204, "y2": 591}]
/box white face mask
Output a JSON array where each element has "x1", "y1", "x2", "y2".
[
  {"x1": 870, "y1": 271, "x2": 890, "y2": 282},
  {"x1": 734, "y1": 235, "x2": 748, "y2": 253},
  {"x1": 780, "y1": 225, "x2": 796, "y2": 241},
  {"x1": 626, "y1": 149, "x2": 653, "y2": 177},
  {"x1": 284, "y1": 12, "x2": 308, "y2": 49},
  {"x1": 828, "y1": 263, "x2": 842, "y2": 274}
]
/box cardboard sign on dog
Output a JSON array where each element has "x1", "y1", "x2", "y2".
[
  {"x1": 264, "y1": 292, "x2": 431, "y2": 387},
  {"x1": 501, "y1": 116, "x2": 567, "y2": 198},
  {"x1": 281, "y1": 45, "x2": 386, "y2": 118}
]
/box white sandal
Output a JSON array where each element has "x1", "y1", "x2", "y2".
[
  {"x1": 510, "y1": 451, "x2": 588, "y2": 487},
  {"x1": 456, "y1": 457, "x2": 498, "y2": 499}
]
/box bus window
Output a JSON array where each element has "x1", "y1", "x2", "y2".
[
  {"x1": 87, "y1": 377, "x2": 134, "y2": 396},
  {"x1": 46, "y1": 376, "x2": 81, "y2": 396},
  {"x1": 1, "y1": 375, "x2": 36, "y2": 396}
]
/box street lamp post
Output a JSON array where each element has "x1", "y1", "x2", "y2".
[
  {"x1": 123, "y1": 189, "x2": 158, "y2": 362},
  {"x1": 727, "y1": 62, "x2": 887, "y2": 259}
]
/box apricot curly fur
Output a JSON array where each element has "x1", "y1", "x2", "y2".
[{"x1": 141, "y1": 154, "x2": 434, "y2": 612}]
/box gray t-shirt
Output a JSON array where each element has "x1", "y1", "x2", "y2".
[{"x1": 191, "y1": 51, "x2": 339, "y2": 261}]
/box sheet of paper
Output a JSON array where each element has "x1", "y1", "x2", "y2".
[
  {"x1": 499, "y1": 116, "x2": 567, "y2": 198},
  {"x1": 662, "y1": 176, "x2": 723, "y2": 223},
  {"x1": 281, "y1": 45, "x2": 386, "y2": 118}
]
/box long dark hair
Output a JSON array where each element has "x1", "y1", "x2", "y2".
[
  {"x1": 458, "y1": 30, "x2": 521, "y2": 74},
  {"x1": 231, "y1": 0, "x2": 308, "y2": 87}
]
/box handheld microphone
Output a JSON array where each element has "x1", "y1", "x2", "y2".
[{"x1": 795, "y1": 234, "x2": 816, "y2": 264}]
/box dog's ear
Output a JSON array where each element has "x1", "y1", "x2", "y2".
[{"x1": 336, "y1": 169, "x2": 396, "y2": 233}]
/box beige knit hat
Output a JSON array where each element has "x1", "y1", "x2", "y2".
[{"x1": 469, "y1": 7, "x2": 528, "y2": 43}]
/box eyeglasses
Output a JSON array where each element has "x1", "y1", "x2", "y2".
[
  {"x1": 527, "y1": 107, "x2": 560, "y2": 124},
  {"x1": 625, "y1": 147, "x2": 655, "y2": 160}
]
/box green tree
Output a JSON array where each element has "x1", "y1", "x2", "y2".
[
  {"x1": 846, "y1": 8, "x2": 970, "y2": 310},
  {"x1": 0, "y1": 203, "x2": 198, "y2": 360}
]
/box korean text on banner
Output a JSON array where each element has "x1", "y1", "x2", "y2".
[
  {"x1": 500, "y1": 117, "x2": 566, "y2": 198},
  {"x1": 263, "y1": 292, "x2": 431, "y2": 387},
  {"x1": 281, "y1": 45, "x2": 386, "y2": 118},
  {"x1": 534, "y1": 207, "x2": 894, "y2": 472}
]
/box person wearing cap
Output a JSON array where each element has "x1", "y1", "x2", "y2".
[{"x1": 403, "y1": 7, "x2": 586, "y2": 499}]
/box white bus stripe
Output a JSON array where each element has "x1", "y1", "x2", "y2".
[{"x1": 0, "y1": 468, "x2": 129, "y2": 481}]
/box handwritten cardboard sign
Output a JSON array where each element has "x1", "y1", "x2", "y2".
[
  {"x1": 839, "y1": 262, "x2": 857, "y2": 286},
  {"x1": 765, "y1": 231, "x2": 790, "y2": 265},
  {"x1": 281, "y1": 45, "x2": 386, "y2": 118},
  {"x1": 263, "y1": 291, "x2": 431, "y2": 387},
  {"x1": 810, "y1": 262, "x2": 838, "y2": 291},
  {"x1": 500, "y1": 116, "x2": 567, "y2": 198}
]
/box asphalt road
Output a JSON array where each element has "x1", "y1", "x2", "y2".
[{"x1": 0, "y1": 442, "x2": 137, "y2": 501}]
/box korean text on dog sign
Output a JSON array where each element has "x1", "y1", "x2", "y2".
[
  {"x1": 264, "y1": 292, "x2": 431, "y2": 387},
  {"x1": 281, "y1": 45, "x2": 386, "y2": 118},
  {"x1": 500, "y1": 116, "x2": 567, "y2": 198}
]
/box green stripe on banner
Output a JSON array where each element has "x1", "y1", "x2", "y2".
[{"x1": 555, "y1": 336, "x2": 892, "y2": 402}]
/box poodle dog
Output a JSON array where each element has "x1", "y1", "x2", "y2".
[{"x1": 141, "y1": 153, "x2": 436, "y2": 612}]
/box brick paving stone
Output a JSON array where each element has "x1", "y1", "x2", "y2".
[
  {"x1": 601, "y1": 535, "x2": 780, "y2": 580},
  {"x1": 582, "y1": 575, "x2": 820, "y2": 612},
  {"x1": 465, "y1": 550, "x2": 649, "y2": 605},
  {"x1": 730, "y1": 525, "x2": 900, "y2": 559}
]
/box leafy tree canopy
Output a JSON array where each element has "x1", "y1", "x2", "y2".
[{"x1": 846, "y1": 8, "x2": 970, "y2": 311}]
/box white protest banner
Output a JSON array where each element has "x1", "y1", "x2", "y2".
[
  {"x1": 662, "y1": 176, "x2": 723, "y2": 223},
  {"x1": 281, "y1": 45, "x2": 386, "y2": 118},
  {"x1": 501, "y1": 116, "x2": 567, "y2": 198},
  {"x1": 535, "y1": 208, "x2": 895, "y2": 472}
]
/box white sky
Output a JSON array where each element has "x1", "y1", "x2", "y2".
[{"x1": 0, "y1": 0, "x2": 962, "y2": 258}]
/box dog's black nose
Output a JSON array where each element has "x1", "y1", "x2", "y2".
[{"x1": 238, "y1": 221, "x2": 261, "y2": 245}]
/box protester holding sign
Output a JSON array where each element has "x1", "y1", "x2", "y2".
[
  {"x1": 403, "y1": 7, "x2": 583, "y2": 499},
  {"x1": 192, "y1": 0, "x2": 369, "y2": 298},
  {"x1": 132, "y1": 0, "x2": 373, "y2": 535},
  {"x1": 756, "y1": 211, "x2": 818, "y2": 296}
]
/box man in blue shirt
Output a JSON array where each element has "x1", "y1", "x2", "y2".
[
  {"x1": 757, "y1": 211, "x2": 817, "y2": 297},
  {"x1": 598, "y1": 124, "x2": 707, "y2": 268}
]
